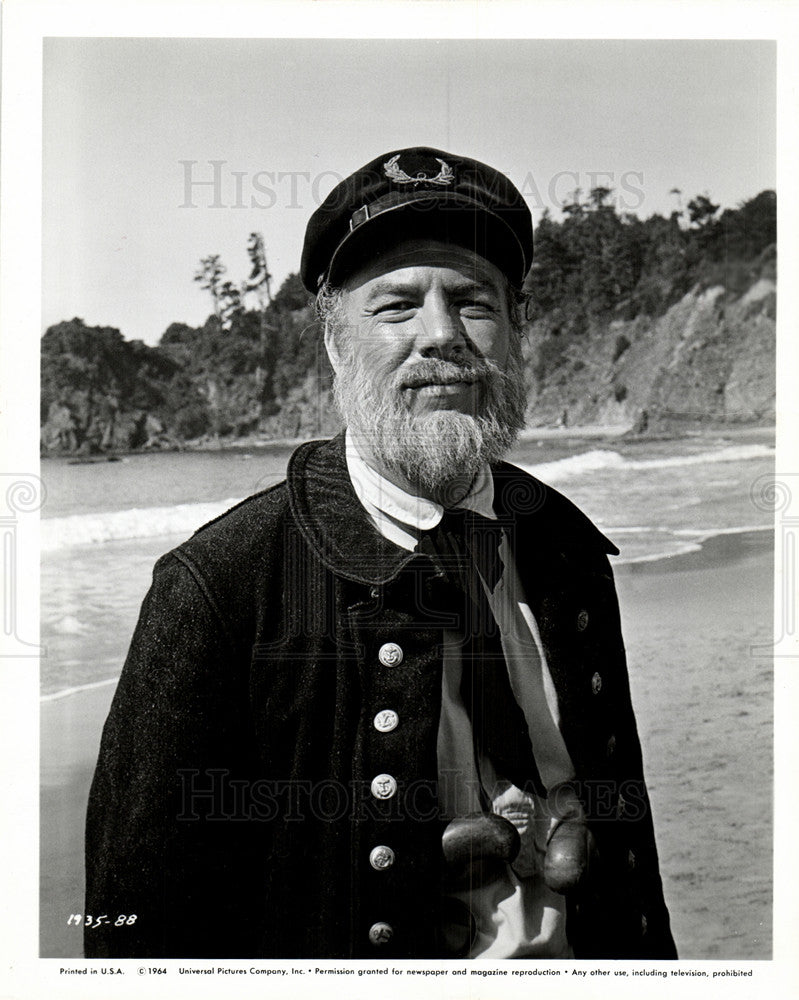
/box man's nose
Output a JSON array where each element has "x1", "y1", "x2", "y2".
[{"x1": 416, "y1": 296, "x2": 465, "y2": 358}]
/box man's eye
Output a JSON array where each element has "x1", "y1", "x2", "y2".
[
  {"x1": 459, "y1": 300, "x2": 496, "y2": 314},
  {"x1": 374, "y1": 300, "x2": 415, "y2": 314}
]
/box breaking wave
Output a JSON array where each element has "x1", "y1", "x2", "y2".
[
  {"x1": 520, "y1": 442, "x2": 773, "y2": 484},
  {"x1": 41, "y1": 498, "x2": 243, "y2": 552}
]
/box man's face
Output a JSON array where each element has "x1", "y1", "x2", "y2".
[
  {"x1": 333, "y1": 241, "x2": 513, "y2": 419},
  {"x1": 325, "y1": 240, "x2": 527, "y2": 500}
]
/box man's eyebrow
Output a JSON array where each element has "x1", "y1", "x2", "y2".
[
  {"x1": 363, "y1": 280, "x2": 421, "y2": 301},
  {"x1": 447, "y1": 278, "x2": 502, "y2": 298},
  {"x1": 363, "y1": 277, "x2": 502, "y2": 301}
]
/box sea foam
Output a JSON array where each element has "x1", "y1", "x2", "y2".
[
  {"x1": 520, "y1": 442, "x2": 773, "y2": 483},
  {"x1": 41, "y1": 498, "x2": 243, "y2": 552}
]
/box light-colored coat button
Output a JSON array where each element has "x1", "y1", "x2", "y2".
[
  {"x1": 577, "y1": 609, "x2": 590, "y2": 631},
  {"x1": 378, "y1": 642, "x2": 403, "y2": 667},
  {"x1": 591, "y1": 671, "x2": 603, "y2": 695},
  {"x1": 368, "y1": 921, "x2": 393, "y2": 945},
  {"x1": 374, "y1": 709, "x2": 399, "y2": 733},
  {"x1": 371, "y1": 774, "x2": 397, "y2": 800},
  {"x1": 607, "y1": 733, "x2": 616, "y2": 756},
  {"x1": 369, "y1": 845, "x2": 396, "y2": 870}
]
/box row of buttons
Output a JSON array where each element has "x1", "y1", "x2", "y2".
[
  {"x1": 371, "y1": 646, "x2": 402, "y2": 801},
  {"x1": 368, "y1": 644, "x2": 403, "y2": 946}
]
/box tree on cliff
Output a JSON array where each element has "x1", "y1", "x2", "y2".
[
  {"x1": 158, "y1": 265, "x2": 323, "y2": 437},
  {"x1": 526, "y1": 186, "x2": 776, "y2": 331},
  {"x1": 41, "y1": 318, "x2": 180, "y2": 452},
  {"x1": 194, "y1": 254, "x2": 243, "y2": 330},
  {"x1": 193, "y1": 255, "x2": 225, "y2": 317}
]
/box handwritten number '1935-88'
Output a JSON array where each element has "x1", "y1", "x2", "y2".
[{"x1": 66, "y1": 914, "x2": 137, "y2": 928}]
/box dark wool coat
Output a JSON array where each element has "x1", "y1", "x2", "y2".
[{"x1": 84, "y1": 433, "x2": 676, "y2": 960}]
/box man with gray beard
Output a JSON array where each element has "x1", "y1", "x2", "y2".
[
  {"x1": 323, "y1": 239, "x2": 528, "y2": 504},
  {"x1": 85, "y1": 147, "x2": 676, "y2": 960}
]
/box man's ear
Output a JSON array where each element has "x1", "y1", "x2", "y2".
[{"x1": 324, "y1": 322, "x2": 342, "y2": 374}]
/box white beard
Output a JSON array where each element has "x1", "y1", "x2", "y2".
[{"x1": 333, "y1": 343, "x2": 527, "y2": 502}]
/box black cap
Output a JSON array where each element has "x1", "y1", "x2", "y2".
[{"x1": 300, "y1": 146, "x2": 533, "y2": 293}]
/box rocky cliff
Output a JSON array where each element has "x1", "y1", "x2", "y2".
[{"x1": 525, "y1": 267, "x2": 775, "y2": 432}]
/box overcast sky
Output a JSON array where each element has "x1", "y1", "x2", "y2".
[{"x1": 42, "y1": 38, "x2": 776, "y2": 345}]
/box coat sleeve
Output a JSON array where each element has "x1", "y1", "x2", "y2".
[{"x1": 84, "y1": 551, "x2": 266, "y2": 958}]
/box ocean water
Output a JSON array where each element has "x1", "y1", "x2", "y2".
[{"x1": 40, "y1": 432, "x2": 774, "y2": 699}]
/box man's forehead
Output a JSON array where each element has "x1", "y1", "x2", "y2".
[{"x1": 342, "y1": 240, "x2": 506, "y2": 294}]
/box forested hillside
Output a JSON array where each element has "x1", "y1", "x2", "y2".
[
  {"x1": 41, "y1": 189, "x2": 776, "y2": 454},
  {"x1": 523, "y1": 189, "x2": 776, "y2": 429}
]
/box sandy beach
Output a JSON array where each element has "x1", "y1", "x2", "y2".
[
  {"x1": 615, "y1": 531, "x2": 772, "y2": 960},
  {"x1": 39, "y1": 526, "x2": 773, "y2": 959}
]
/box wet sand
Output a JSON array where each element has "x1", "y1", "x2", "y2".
[{"x1": 40, "y1": 531, "x2": 773, "y2": 959}]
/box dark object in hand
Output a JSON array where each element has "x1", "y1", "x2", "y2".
[
  {"x1": 544, "y1": 818, "x2": 593, "y2": 893},
  {"x1": 442, "y1": 812, "x2": 521, "y2": 866},
  {"x1": 543, "y1": 782, "x2": 595, "y2": 895},
  {"x1": 441, "y1": 813, "x2": 521, "y2": 891}
]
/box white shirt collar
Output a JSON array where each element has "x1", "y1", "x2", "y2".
[{"x1": 345, "y1": 430, "x2": 496, "y2": 552}]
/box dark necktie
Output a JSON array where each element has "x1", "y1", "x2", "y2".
[
  {"x1": 422, "y1": 507, "x2": 504, "y2": 598},
  {"x1": 419, "y1": 508, "x2": 544, "y2": 796}
]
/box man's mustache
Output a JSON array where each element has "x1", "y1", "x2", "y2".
[{"x1": 398, "y1": 357, "x2": 495, "y2": 390}]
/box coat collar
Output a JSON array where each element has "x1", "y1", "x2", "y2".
[{"x1": 286, "y1": 433, "x2": 618, "y2": 586}]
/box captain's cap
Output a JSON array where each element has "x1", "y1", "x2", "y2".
[{"x1": 300, "y1": 146, "x2": 533, "y2": 293}]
